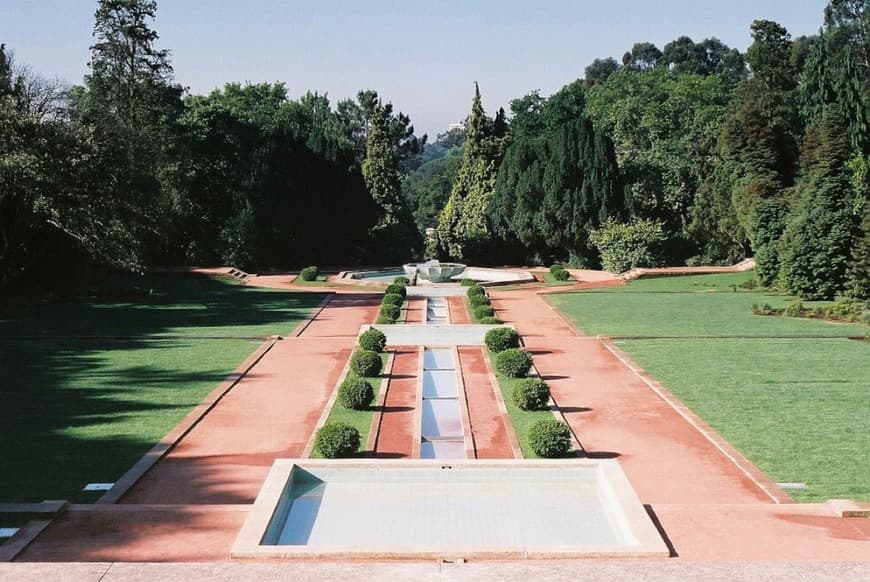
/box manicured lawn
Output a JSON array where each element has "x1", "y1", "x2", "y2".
[
  {"x1": 311, "y1": 351, "x2": 390, "y2": 458},
  {"x1": 624, "y1": 338, "x2": 870, "y2": 501},
  {"x1": 0, "y1": 273, "x2": 325, "y2": 502},
  {"x1": 548, "y1": 277, "x2": 866, "y2": 338},
  {"x1": 549, "y1": 271, "x2": 870, "y2": 501}
]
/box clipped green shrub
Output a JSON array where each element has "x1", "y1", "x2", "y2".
[
  {"x1": 469, "y1": 294, "x2": 490, "y2": 308},
  {"x1": 337, "y1": 377, "x2": 374, "y2": 410},
  {"x1": 299, "y1": 266, "x2": 318, "y2": 281},
  {"x1": 375, "y1": 314, "x2": 396, "y2": 324},
  {"x1": 315, "y1": 422, "x2": 361, "y2": 458},
  {"x1": 511, "y1": 378, "x2": 551, "y2": 411},
  {"x1": 350, "y1": 349, "x2": 383, "y2": 377},
  {"x1": 382, "y1": 293, "x2": 404, "y2": 307},
  {"x1": 549, "y1": 264, "x2": 563, "y2": 275},
  {"x1": 528, "y1": 418, "x2": 572, "y2": 458},
  {"x1": 479, "y1": 316, "x2": 502, "y2": 324},
  {"x1": 473, "y1": 305, "x2": 494, "y2": 320},
  {"x1": 751, "y1": 302, "x2": 775, "y2": 315},
  {"x1": 494, "y1": 348, "x2": 533, "y2": 377},
  {"x1": 379, "y1": 303, "x2": 401, "y2": 321},
  {"x1": 784, "y1": 300, "x2": 803, "y2": 317},
  {"x1": 825, "y1": 298, "x2": 869, "y2": 323},
  {"x1": 393, "y1": 276, "x2": 410, "y2": 285},
  {"x1": 385, "y1": 284, "x2": 407, "y2": 297},
  {"x1": 467, "y1": 284, "x2": 486, "y2": 298},
  {"x1": 359, "y1": 328, "x2": 386, "y2": 352},
  {"x1": 589, "y1": 219, "x2": 667, "y2": 273},
  {"x1": 552, "y1": 268, "x2": 570, "y2": 281},
  {"x1": 460, "y1": 278, "x2": 476, "y2": 286},
  {"x1": 485, "y1": 327, "x2": 520, "y2": 352}
]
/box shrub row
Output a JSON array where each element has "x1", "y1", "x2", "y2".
[
  {"x1": 529, "y1": 418, "x2": 572, "y2": 458},
  {"x1": 511, "y1": 377, "x2": 550, "y2": 410},
  {"x1": 299, "y1": 265, "x2": 318, "y2": 281},
  {"x1": 314, "y1": 422, "x2": 360, "y2": 458},
  {"x1": 494, "y1": 348, "x2": 533, "y2": 377},
  {"x1": 485, "y1": 327, "x2": 520, "y2": 352}
]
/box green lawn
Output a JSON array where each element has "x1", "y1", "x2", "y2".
[
  {"x1": 540, "y1": 271, "x2": 575, "y2": 286},
  {"x1": 549, "y1": 271, "x2": 870, "y2": 501},
  {"x1": 311, "y1": 352, "x2": 390, "y2": 458},
  {"x1": 0, "y1": 273, "x2": 325, "y2": 502}
]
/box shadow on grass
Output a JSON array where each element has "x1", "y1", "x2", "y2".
[{"x1": 0, "y1": 273, "x2": 328, "y2": 503}]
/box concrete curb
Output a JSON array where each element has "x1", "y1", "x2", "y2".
[
  {"x1": 599, "y1": 338, "x2": 794, "y2": 505},
  {"x1": 97, "y1": 338, "x2": 280, "y2": 504}
]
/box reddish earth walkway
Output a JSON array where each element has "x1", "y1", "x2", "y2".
[
  {"x1": 490, "y1": 287, "x2": 870, "y2": 560},
  {"x1": 298, "y1": 293, "x2": 380, "y2": 337},
  {"x1": 447, "y1": 296, "x2": 470, "y2": 324},
  {"x1": 374, "y1": 347, "x2": 419, "y2": 459},
  {"x1": 458, "y1": 347, "x2": 516, "y2": 459},
  {"x1": 404, "y1": 296, "x2": 426, "y2": 324}
]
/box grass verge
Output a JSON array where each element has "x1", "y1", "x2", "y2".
[{"x1": 310, "y1": 351, "x2": 390, "y2": 458}]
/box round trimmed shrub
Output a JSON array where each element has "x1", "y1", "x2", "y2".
[
  {"x1": 479, "y1": 316, "x2": 502, "y2": 324},
  {"x1": 337, "y1": 377, "x2": 374, "y2": 410},
  {"x1": 460, "y1": 278, "x2": 476, "y2": 286},
  {"x1": 359, "y1": 328, "x2": 386, "y2": 352},
  {"x1": 494, "y1": 348, "x2": 533, "y2": 377},
  {"x1": 469, "y1": 294, "x2": 490, "y2": 308},
  {"x1": 473, "y1": 305, "x2": 494, "y2": 320},
  {"x1": 299, "y1": 266, "x2": 318, "y2": 281},
  {"x1": 384, "y1": 284, "x2": 406, "y2": 297},
  {"x1": 549, "y1": 264, "x2": 563, "y2": 275},
  {"x1": 315, "y1": 422, "x2": 361, "y2": 458},
  {"x1": 393, "y1": 276, "x2": 409, "y2": 285},
  {"x1": 467, "y1": 284, "x2": 486, "y2": 298},
  {"x1": 350, "y1": 349, "x2": 383, "y2": 377},
  {"x1": 511, "y1": 378, "x2": 551, "y2": 410},
  {"x1": 379, "y1": 303, "x2": 401, "y2": 320},
  {"x1": 552, "y1": 268, "x2": 570, "y2": 281},
  {"x1": 485, "y1": 327, "x2": 520, "y2": 352},
  {"x1": 382, "y1": 293, "x2": 404, "y2": 307},
  {"x1": 528, "y1": 418, "x2": 572, "y2": 458},
  {"x1": 375, "y1": 314, "x2": 396, "y2": 324}
]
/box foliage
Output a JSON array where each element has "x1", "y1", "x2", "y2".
[
  {"x1": 375, "y1": 314, "x2": 396, "y2": 324},
  {"x1": 468, "y1": 293, "x2": 491, "y2": 308},
  {"x1": 466, "y1": 284, "x2": 486, "y2": 298},
  {"x1": 479, "y1": 315, "x2": 502, "y2": 324},
  {"x1": 379, "y1": 303, "x2": 401, "y2": 320},
  {"x1": 528, "y1": 419, "x2": 572, "y2": 458},
  {"x1": 384, "y1": 284, "x2": 407, "y2": 297},
  {"x1": 511, "y1": 378, "x2": 551, "y2": 411},
  {"x1": 551, "y1": 267, "x2": 571, "y2": 281},
  {"x1": 393, "y1": 276, "x2": 409, "y2": 285},
  {"x1": 589, "y1": 219, "x2": 667, "y2": 273},
  {"x1": 350, "y1": 349, "x2": 383, "y2": 377},
  {"x1": 473, "y1": 305, "x2": 494, "y2": 320},
  {"x1": 381, "y1": 293, "x2": 404, "y2": 307},
  {"x1": 494, "y1": 348, "x2": 533, "y2": 377},
  {"x1": 358, "y1": 328, "x2": 386, "y2": 352},
  {"x1": 845, "y1": 201, "x2": 869, "y2": 300},
  {"x1": 460, "y1": 278, "x2": 475, "y2": 286},
  {"x1": 484, "y1": 327, "x2": 520, "y2": 352},
  {"x1": 337, "y1": 377, "x2": 374, "y2": 410},
  {"x1": 314, "y1": 422, "x2": 361, "y2": 458},
  {"x1": 299, "y1": 266, "x2": 318, "y2": 281}
]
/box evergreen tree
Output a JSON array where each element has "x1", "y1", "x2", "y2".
[
  {"x1": 845, "y1": 200, "x2": 870, "y2": 299},
  {"x1": 779, "y1": 109, "x2": 857, "y2": 298}
]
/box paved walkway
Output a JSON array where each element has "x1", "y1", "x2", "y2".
[
  {"x1": 374, "y1": 347, "x2": 420, "y2": 458},
  {"x1": 458, "y1": 347, "x2": 516, "y2": 459},
  {"x1": 487, "y1": 286, "x2": 870, "y2": 561}
]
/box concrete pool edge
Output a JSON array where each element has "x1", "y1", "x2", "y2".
[{"x1": 230, "y1": 459, "x2": 670, "y2": 560}]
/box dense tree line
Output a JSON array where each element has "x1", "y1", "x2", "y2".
[
  {"x1": 0, "y1": 0, "x2": 423, "y2": 288},
  {"x1": 406, "y1": 1, "x2": 867, "y2": 300}
]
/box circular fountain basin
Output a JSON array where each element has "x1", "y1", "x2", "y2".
[{"x1": 403, "y1": 261, "x2": 467, "y2": 283}]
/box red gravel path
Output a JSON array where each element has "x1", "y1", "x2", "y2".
[
  {"x1": 374, "y1": 347, "x2": 419, "y2": 459},
  {"x1": 458, "y1": 347, "x2": 516, "y2": 459}
]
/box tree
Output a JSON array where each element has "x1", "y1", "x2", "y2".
[
  {"x1": 363, "y1": 102, "x2": 421, "y2": 259},
  {"x1": 779, "y1": 109, "x2": 858, "y2": 298},
  {"x1": 584, "y1": 57, "x2": 620, "y2": 87},
  {"x1": 436, "y1": 83, "x2": 505, "y2": 260},
  {"x1": 622, "y1": 43, "x2": 663, "y2": 70},
  {"x1": 746, "y1": 20, "x2": 798, "y2": 91}
]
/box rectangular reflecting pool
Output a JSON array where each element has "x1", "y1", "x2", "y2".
[{"x1": 232, "y1": 460, "x2": 669, "y2": 559}]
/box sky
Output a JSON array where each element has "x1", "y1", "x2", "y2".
[{"x1": 2, "y1": 0, "x2": 828, "y2": 137}]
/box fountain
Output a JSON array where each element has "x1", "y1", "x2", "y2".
[{"x1": 403, "y1": 260, "x2": 466, "y2": 284}]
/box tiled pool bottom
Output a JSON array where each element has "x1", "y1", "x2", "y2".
[{"x1": 232, "y1": 460, "x2": 669, "y2": 559}]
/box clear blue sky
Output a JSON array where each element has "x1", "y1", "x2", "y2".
[{"x1": 2, "y1": 0, "x2": 827, "y2": 136}]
